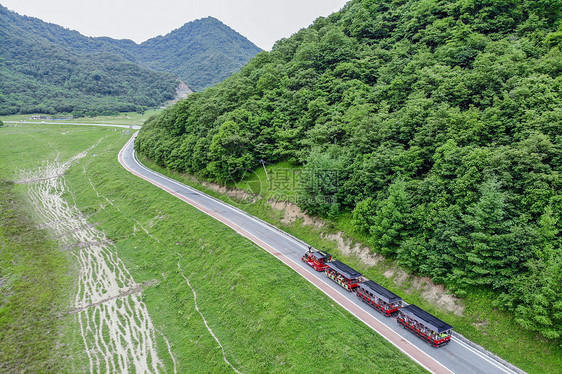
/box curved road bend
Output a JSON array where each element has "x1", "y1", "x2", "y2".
[{"x1": 119, "y1": 133, "x2": 521, "y2": 374}]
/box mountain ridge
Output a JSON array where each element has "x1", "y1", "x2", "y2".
[
  {"x1": 0, "y1": 6, "x2": 261, "y2": 114},
  {"x1": 135, "y1": 17, "x2": 263, "y2": 91}
]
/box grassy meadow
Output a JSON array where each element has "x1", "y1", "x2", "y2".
[
  {"x1": 0, "y1": 123, "x2": 427, "y2": 373},
  {"x1": 0, "y1": 110, "x2": 162, "y2": 127}
]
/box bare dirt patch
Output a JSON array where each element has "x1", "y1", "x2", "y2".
[
  {"x1": 321, "y1": 232, "x2": 383, "y2": 267},
  {"x1": 381, "y1": 268, "x2": 464, "y2": 315},
  {"x1": 200, "y1": 180, "x2": 260, "y2": 204},
  {"x1": 408, "y1": 276, "x2": 464, "y2": 316},
  {"x1": 268, "y1": 200, "x2": 326, "y2": 228}
]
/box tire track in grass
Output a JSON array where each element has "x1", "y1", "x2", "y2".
[
  {"x1": 177, "y1": 255, "x2": 243, "y2": 374},
  {"x1": 19, "y1": 148, "x2": 169, "y2": 374}
]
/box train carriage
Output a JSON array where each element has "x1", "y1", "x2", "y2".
[
  {"x1": 325, "y1": 260, "x2": 363, "y2": 291},
  {"x1": 397, "y1": 304, "x2": 453, "y2": 347},
  {"x1": 302, "y1": 249, "x2": 332, "y2": 272},
  {"x1": 356, "y1": 280, "x2": 403, "y2": 316}
]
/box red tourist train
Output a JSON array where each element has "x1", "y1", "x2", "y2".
[
  {"x1": 356, "y1": 280, "x2": 403, "y2": 317},
  {"x1": 302, "y1": 248, "x2": 453, "y2": 347},
  {"x1": 325, "y1": 260, "x2": 364, "y2": 291},
  {"x1": 302, "y1": 247, "x2": 332, "y2": 271},
  {"x1": 397, "y1": 305, "x2": 453, "y2": 347}
]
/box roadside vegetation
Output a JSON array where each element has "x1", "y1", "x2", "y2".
[{"x1": 136, "y1": 0, "x2": 562, "y2": 349}]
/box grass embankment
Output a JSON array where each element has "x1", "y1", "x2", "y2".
[
  {"x1": 139, "y1": 157, "x2": 562, "y2": 374},
  {"x1": 1, "y1": 123, "x2": 427, "y2": 373}
]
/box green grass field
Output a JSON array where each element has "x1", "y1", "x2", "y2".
[
  {"x1": 140, "y1": 157, "x2": 562, "y2": 374},
  {"x1": 0, "y1": 123, "x2": 427, "y2": 373},
  {"x1": 0, "y1": 110, "x2": 161, "y2": 127},
  {"x1": 0, "y1": 124, "x2": 105, "y2": 372}
]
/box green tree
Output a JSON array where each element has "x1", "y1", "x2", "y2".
[
  {"x1": 207, "y1": 120, "x2": 253, "y2": 181},
  {"x1": 511, "y1": 206, "x2": 562, "y2": 340},
  {"x1": 352, "y1": 197, "x2": 377, "y2": 234},
  {"x1": 369, "y1": 178, "x2": 412, "y2": 257},
  {"x1": 452, "y1": 178, "x2": 515, "y2": 288}
]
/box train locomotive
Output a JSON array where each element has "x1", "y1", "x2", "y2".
[
  {"x1": 301, "y1": 248, "x2": 332, "y2": 271},
  {"x1": 302, "y1": 248, "x2": 453, "y2": 347}
]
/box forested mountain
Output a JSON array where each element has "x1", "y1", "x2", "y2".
[
  {"x1": 0, "y1": 5, "x2": 178, "y2": 115},
  {"x1": 0, "y1": 6, "x2": 261, "y2": 115},
  {"x1": 136, "y1": 0, "x2": 562, "y2": 341},
  {"x1": 135, "y1": 17, "x2": 263, "y2": 92}
]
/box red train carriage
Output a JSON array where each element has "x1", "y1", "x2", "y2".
[
  {"x1": 325, "y1": 260, "x2": 363, "y2": 291},
  {"x1": 356, "y1": 280, "x2": 403, "y2": 317},
  {"x1": 397, "y1": 304, "x2": 453, "y2": 347},
  {"x1": 302, "y1": 248, "x2": 332, "y2": 271}
]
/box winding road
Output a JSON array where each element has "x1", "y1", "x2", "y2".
[{"x1": 119, "y1": 133, "x2": 523, "y2": 374}]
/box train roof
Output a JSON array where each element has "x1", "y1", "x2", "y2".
[
  {"x1": 358, "y1": 280, "x2": 402, "y2": 304},
  {"x1": 311, "y1": 251, "x2": 331, "y2": 260},
  {"x1": 400, "y1": 304, "x2": 453, "y2": 333},
  {"x1": 326, "y1": 260, "x2": 362, "y2": 279}
]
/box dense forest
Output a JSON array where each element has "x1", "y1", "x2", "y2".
[
  {"x1": 0, "y1": 6, "x2": 261, "y2": 115},
  {"x1": 136, "y1": 0, "x2": 562, "y2": 341}
]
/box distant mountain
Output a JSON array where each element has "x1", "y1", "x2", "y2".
[
  {"x1": 0, "y1": 5, "x2": 178, "y2": 115},
  {"x1": 0, "y1": 6, "x2": 261, "y2": 115},
  {"x1": 134, "y1": 17, "x2": 263, "y2": 92}
]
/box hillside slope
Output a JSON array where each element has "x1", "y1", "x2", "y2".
[
  {"x1": 0, "y1": 6, "x2": 261, "y2": 115},
  {"x1": 136, "y1": 0, "x2": 562, "y2": 342}
]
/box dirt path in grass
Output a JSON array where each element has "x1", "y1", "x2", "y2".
[{"x1": 19, "y1": 148, "x2": 171, "y2": 374}]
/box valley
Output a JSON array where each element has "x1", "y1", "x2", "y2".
[{"x1": 1, "y1": 0, "x2": 561, "y2": 372}]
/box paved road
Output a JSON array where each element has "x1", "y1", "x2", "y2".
[{"x1": 119, "y1": 133, "x2": 522, "y2": 374}]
